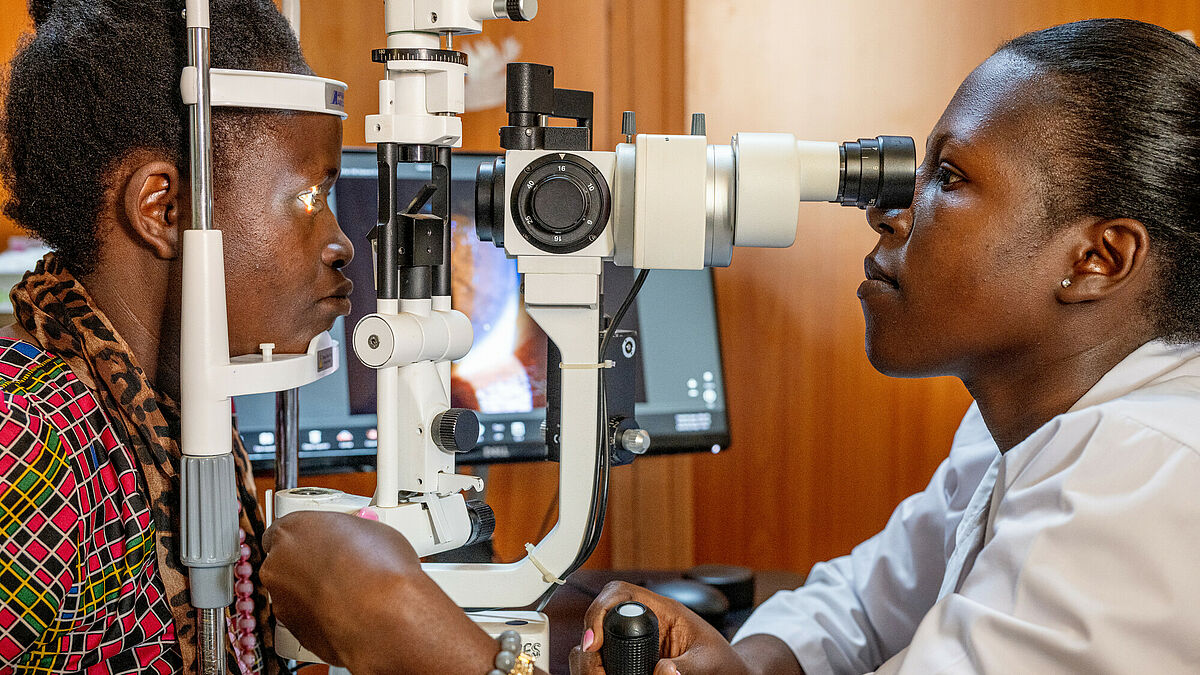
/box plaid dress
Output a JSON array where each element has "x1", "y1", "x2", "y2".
[{"x1": 0, "y1": 338, "x2": 179, "y2": 673}]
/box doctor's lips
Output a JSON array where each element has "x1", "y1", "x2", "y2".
[{"x1": 864, "y1": 258, "x2": 899, "y2": 288}]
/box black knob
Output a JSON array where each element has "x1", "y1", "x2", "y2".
[
  {"x1": 506, "y1": 0, "x2": 535, "y2": 21},
  {"x1": 433, "y1": 409, "x2": 480, "y2": 453},
  {"x1": 601, "y1": 602, "x2": 659, "y2": 675},
  {"x1": 465, "y1": 499, "x2": 495, "y2": 545}
]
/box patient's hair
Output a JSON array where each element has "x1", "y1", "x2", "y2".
[
  {"x1": 998, "y1": 19, "x2": 1200, "y2": 341},
  {"x1": 1, "y1": 0, "x2": 313, "y2": 275}
]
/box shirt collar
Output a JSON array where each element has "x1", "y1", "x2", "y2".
[{"x1": 1068, "y1": 338, "x2": 1200, "y2": 413}]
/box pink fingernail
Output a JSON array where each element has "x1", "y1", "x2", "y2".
[
  {"x1": 581, "y1": 628, "x2": 594, "y2": 651},
  {"x1": 355, "y1": 507, "x2": 379, "y2": 521}
]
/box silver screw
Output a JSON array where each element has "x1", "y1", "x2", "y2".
[
  {"x1": 368, "y1": 335, "x2": 380, "y2": 349},
  {"x1": 621, "y1": 429, "x2": 652, "y2": 454}
]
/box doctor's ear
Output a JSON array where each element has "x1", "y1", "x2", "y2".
[
  {"x1": 122, "y1": 159, "x2": 183, "y2": 260},
  {"x1": 1055, "y1": 218, "x2": 1150, "y2": 303}
]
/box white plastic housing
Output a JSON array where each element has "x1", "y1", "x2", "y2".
[
  {"x1": 731, "y1": 133, "x2": 841, "y2": 248},
  {"x1": 274, "y1": 488, "x2": 473, "y2": 555},
  {"x1": 632, "y1": 134, "x2": 708, "y2": 270},
  {"x1": 180, "y1": 230, "x2": 233, "y2": 458},
  {"x1": 366, "y1": 31, "x2": 465, "y2": 146},
  {"x1": 352, "y1": 307, "x2": 472, "y2": 369},
  {"x1": 181, "y1": 68, "x2": 348, "y2": 119}
]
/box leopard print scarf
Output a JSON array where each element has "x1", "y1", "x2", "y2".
[{"x1": 10, "y1": 253, "x2": 279, "y2": 674}]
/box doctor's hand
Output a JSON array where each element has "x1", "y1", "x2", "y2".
[
  {"x1": 569, "y1": 581, "x2": 752, "y2": 675},
  {"x1": 260, "y1": 511, "x2": 498, "y2": 675}
]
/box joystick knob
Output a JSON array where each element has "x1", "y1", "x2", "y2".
[
  {"x1": 601, "y1": 602, "x2": 659, "y2": 675},
  {"x1": 433, "y1": 409, "x2": 480, "y2": 453}
]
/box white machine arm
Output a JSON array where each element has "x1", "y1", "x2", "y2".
[{"x1": 424, "y1": 257, "x2": 603, "y2": 606}]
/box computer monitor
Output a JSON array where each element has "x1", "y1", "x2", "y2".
[{"x1": 234, "y1": 150, "x2": 731, "y2": 472}]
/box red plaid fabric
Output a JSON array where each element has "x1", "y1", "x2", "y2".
[{"x1": 0, "y1": 338, "x2": 180, "y2": 673}]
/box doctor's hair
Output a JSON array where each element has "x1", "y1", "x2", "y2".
[
  {"x1": 1, "y1": 0, "x2": 312, "y2": 276},
  {"x1": 998, "y1": 18, "x2": 1200, "y2": 342}
]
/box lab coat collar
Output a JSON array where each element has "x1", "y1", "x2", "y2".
[{"x1": 1068, "y1": 338, "x2": 1200, "y2": 413}]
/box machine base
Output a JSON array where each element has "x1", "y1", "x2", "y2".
[{"x1": 276, "y1": 610, "x2": 550, "y2": 671}]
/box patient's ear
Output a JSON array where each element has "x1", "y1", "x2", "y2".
[
  {"x1": 1055, "y1": 218, "x2": 1149, "y2": 303},
  {"x1": 122, "y1": 160, "x2": 182, "y2": 259}
]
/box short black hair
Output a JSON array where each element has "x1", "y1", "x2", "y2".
[
  {"x1": 998, "y1": 19, "x2": 1200, "y2": 342},
  {"x1": 1, "y1": 0, "x2": 313, "y2": 276}
]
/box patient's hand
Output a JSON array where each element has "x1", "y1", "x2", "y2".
[{"x1": 261, "y1": 511, "x2": 496, "y2": 675}]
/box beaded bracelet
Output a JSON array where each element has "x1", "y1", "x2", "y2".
[{"x1": 487, "y1": 629, "x2": 535, "y2": 675}]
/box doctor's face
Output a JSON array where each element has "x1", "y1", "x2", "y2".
[{"x1": 860, "y1": 53, "x2": 1073, "y2": 381}]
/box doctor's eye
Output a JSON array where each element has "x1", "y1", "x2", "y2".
[
  {"x1": 298, "y1": 185, "x2": 327, "y2": 214},
  {"x1": 934, "y1": 165, "x2": 965, "y2": 189}
]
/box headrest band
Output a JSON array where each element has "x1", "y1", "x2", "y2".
[{"x1": 181, "y1": 67, "x2": 347, "y2": 119}]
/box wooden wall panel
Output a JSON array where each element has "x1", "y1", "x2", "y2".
[{"x1": 0, "y1": 1, "x2": 30, "y2": 247}]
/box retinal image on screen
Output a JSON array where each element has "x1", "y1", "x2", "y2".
[{"x1": 233, "y1": 150, "x2": 729, "y2": 472}]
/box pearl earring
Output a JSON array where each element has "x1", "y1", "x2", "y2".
[{"x1": 1061, "y1": 278, "x2": 1072, "y2": 288}]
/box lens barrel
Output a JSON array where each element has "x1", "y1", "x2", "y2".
[
  {"x1": 837, "y1": 135, "x2": 916, "y2": 209},
  {"x1": 475, "y1": 157, "x2": 506, "y2": 247}
]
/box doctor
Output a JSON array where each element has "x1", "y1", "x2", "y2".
[{"x1": 261, "y1": 17, "x2": 1200, "y2": 675}]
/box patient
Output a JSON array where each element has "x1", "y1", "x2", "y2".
[
  {"x1": 261, "y1": 17, "x2": 1200, "y2": 675},
  {"x1": 0, "y1": 0, "x2": 351, "y2": 671}
]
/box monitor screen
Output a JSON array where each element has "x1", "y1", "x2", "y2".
[{"x1": 234, "y1": 149, "x2": 730, "y2": 472}]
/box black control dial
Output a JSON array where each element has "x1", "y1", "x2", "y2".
[
  {"x1": 433, "y1": 409, "x2": 480, "y2": 453},
  {"x1": 511, "y1": 153, "x2": 610, "y2": 254}
]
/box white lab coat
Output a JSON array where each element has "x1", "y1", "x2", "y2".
[{"x1": 733, "y1": 340, "x2": 1200, "y2": 674}]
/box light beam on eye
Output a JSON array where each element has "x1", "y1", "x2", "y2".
[{"x1": 299, "y1": 185, "x2": 321, "y2": 213}]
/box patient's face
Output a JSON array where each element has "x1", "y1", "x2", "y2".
[
  {"x1": 216, "y1": 113, "x2": 355, "y2": 356},
  {"x1": 859, "y1": 52, "x2": 1070, "y2": 380}
]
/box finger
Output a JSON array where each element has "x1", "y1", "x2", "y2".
[
  {"x1": 655, "y1": 647, "x2": 712, "y2": 675},
  {"x1": 653, "y1": 659, "x2": 682, "y2": 675},
  {"x1": 568, "y1": 645, "x2": 605, "y2": 675},
  {"x1": 581, "y1": 581, "x2": 641, "y2": 651}
]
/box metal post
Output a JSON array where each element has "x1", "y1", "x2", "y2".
[
  {"x1": 187, "y1": 26, "x2": 214, "y2": 233},
  {"x1": 185, "y1": 13, "x2": 226, "y2": 675},
  {"x1": 275, "y1": 389, "x2": 300, "y2": 491}
]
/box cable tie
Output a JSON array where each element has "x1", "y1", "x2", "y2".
[
  {"x1": 525, "y1": 543, "x2": 566, "y2": 585},
  {"x1": 560, "y1": 360, "x2": 615, "y2": 370}
]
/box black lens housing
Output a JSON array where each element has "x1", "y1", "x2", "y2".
[
  {"x1": 837, "y1": 135, "x2": 916, "y2": 209},
  {"x1": 475, "y1": 157, "x2": 506, "y2": 247}
]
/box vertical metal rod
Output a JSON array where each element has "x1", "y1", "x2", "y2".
[
  {"x1": 275, "y1": 389, "x2": 300, "y2": 491},
  {"x1": 187, "y1": 27, "x2": 214, "y2": 232},
  {"x1": 197, "y1": 607, "x2": 226, "y2": 675}
]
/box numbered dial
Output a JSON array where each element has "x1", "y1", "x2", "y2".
[{"x1": 511, "y1": 153, "x2": 610, "y2": 253}]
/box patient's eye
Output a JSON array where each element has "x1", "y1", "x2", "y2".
[{"x1": 298, "y1": 185, "x2": 326, "y2": 214}]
